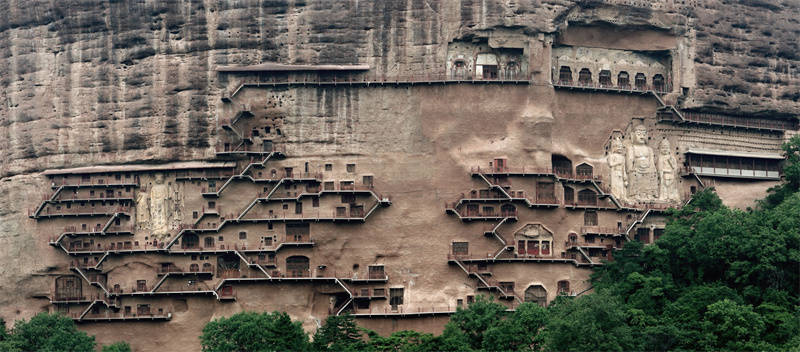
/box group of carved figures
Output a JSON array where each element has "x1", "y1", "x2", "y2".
[{"x1": 607, "y1": 125, "x2": 680, "y2": 202}]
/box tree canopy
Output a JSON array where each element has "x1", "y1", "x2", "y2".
[
  {"x1": 0, "y1": 313, "x2": 96, "y2": 352},
  {"x1": 200, "y1": 311, "x2": 309, "y2": 352},
  {"x1": 101, "y1": 341, "x2": 133, "y2": 352}
]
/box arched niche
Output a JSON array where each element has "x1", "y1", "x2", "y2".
[
  {"x1": 575, "y1": 163, "x2": 593, "y2": 178},
  {"x1": 524, "y1": 285, "x2": 547, "y2": 306},
  {"x1": 578, "y1": 68, "x2": 592, "y2": 84},
  {"x1": 558, "y1": 66, "x2": 572, "y2": 83},
  {"x1": 286, "y1": 256, "x2": 310, "y2": 278},
  {"x1": 635, "y1": 73, "x2": 647, "y2": 90},
  {"x1": 552, "y1": 154, "x2": 572, "y2": 177},
  {"x1": 618, "y1": 71, "x2": 630, "y2": 88},
  {"x1": 653, "y1": 74, "x2": 665, "y2": 92},
  {"x1": 599, "y1": 70, "x2": 612, "y2": 86}
]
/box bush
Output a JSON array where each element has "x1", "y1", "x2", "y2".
[
  {"x1": 0, "y1": 313, "x2": 95, "y2": 352},
  {"x1": 102, "y1": 341, "x2": 132, "y2": 352},
  {"x1": 200, "y1": 311, "x2": 309, "y2": 352}
]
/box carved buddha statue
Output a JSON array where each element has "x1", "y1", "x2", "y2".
[
  {"x1": 658, "y1": 139, "x2": 680, "y2": 202},
  {"x1": 626, "y1": 125, "x2": 658, "y2": 201}
]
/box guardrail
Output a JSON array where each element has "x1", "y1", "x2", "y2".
[
  {"x1": 681, "y1": 111, "x2": 796, "y2": 131},
  {"x1": 31, "y1": 205, "x2": 129, "y2": 218},
  {"x1": 553, "y1": 79, "x2": 672, "y2": 95},
  {"x1": 471, "y1": 165, "x2": 600, "y2": 181},
  {"x1": 232, "y1": 72, "x2": 533, "y2": 87},
  {"x1": 49, "y1": 175, "x2": 141, "y2": 187}
]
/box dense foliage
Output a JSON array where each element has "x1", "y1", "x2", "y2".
[
  {"x1": 585, "y1": 185, "x2": 799, "y2": 351},
  {"x1": 0, "y1": 313, "x2": 95, "y2": 352},
  {"x1": 0, "y1": 313, "x2": 135, "y2": 352},
  {"x1": 579, "y1": 137, "x2": 800, "y2": 351},
  {"x1": 200, "y1": 311, "x2": 309, "y2": 352},
  {"x1": 101, "y1": 341, "x2": 133, "y2": 352}
]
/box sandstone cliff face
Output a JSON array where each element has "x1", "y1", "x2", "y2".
[
  {"x1": 0, "y1": 0, "x2": 797, "y2": 177},
  {"x1": 0, "y1": 1, "x2": 798, "y2": 350}
]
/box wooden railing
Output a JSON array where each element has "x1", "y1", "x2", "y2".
[
  {"x1": 31, "y1": 205, "x2": 129, "y2": 217},
  {"x1": 553, "y1": 78, "x2": 672, "y2": 94},
  {"x1": 352, "y1": 305, "x2": 457, "y2": 315},
  {"x1": 681, "y1": 111, "x2": 796, "y2": 131},
  {"x1": 445, "y1": 204, "x2": 518, "y2": 218},
  {"x1": 49, "y1": 175, "x2": 141, "y2": 187},
  {"x1": 471, "y1": 166, "x2": 554, "y2": 175},
  {"x1": 49, "y1": 192, "x2": 135, "y2": 201},
  {"x1": 580, "y1": 226, "x2": 620, "y2": 234},
  {"x1": 233, "y1": 72, "x2": 533, "y2": 87}
]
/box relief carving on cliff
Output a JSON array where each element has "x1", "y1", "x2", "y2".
[
  {"x1": 658, "y1": 139, "x2": 680, "y2": 202},
  {"x1": 627, "y1": 124, "x2": 659, "y2": 201},
  {"x1": 136, "y1": 173, "x2": 179, "y2": 239},
  {"x1": 606, "y1": 124, "x2": 679, "y2": 204},
  {"x1": 516, "y1": 223, "x2": 552, "y2": 240},
  {"x1": 515, "y1": 223, "x2": 554, "y2": 256},
  {"x1": 608, "y1": 136, "x2": 627, "y2": 200}
]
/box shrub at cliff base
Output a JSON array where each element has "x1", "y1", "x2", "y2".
[
  {"x1": 0, "y1": 313, "x2": 95, "y2": 352},
  {"x1": 200, "y1": 311, "x2": 309, "y2": 352},
  {"x1": 101, "y1": 341, "x2": 133, "y2": 352}
]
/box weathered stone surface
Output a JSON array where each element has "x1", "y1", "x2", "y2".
[{"x1": 0, "y1": 0, "x2": 797, "y2": 177}]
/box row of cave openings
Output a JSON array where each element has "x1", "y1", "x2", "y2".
[{"x1": 558, "y1": 66, "x2": 666, "y2": 91}]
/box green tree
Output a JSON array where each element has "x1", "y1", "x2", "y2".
[
  {"x1": 482, "y1": 302, "x2": 548, "y2": 351},
  {"x1": 366, "y1": 330, "x2": 440, "y2": 352},
  {"x1": 435, "y1": 324, "x2": 474, "y2": 352},
  {"x1": 102, "y1": 341, "x2": 133, "y2": 352},
  {"x1": 761, "y1": 135, "x2": 800, "y2": 208},
  {"x1": 586, "y1": 169, "x2": 799, "y2": 351},
  {"x1": 443, "y1": 296, "x2": 508, "y2": 350},
  {"x1": 200, "y1": 311, "x2": 309, "y2": 352},
  {"x1": 701, "y1": 299, "x2": 766, "y2": 351},
  {"x1": 0, "y1": 318, "x2": 7, "y2": 342},
  {"x1": 0, "y1": 312, "x2": 95, "y2": 352},
  {"x1": 544, "y1": 293, "x2": 642, "y2": 352},
  {"x1": 311, "y1": 314, "x2": 367, "y2": 351}
]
